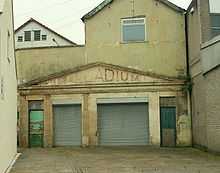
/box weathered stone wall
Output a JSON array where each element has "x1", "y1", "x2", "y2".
[
  {"x1": 85, "y1": 0, "x2": 186, "y2": 78},
  {"x1": 206, "y1": 67, "x2": 220, "y2": 152},
  {"x1": 160, "y1": 95, "x2": 192, "y2": 146},
  {"x1": 19, "y1": 91, "x2": 191, "y2": 148},
  {"x1": 199, "y1": 0, "x2": 211, "y2": 42},
  {"x1": 176, "y1": 93, "x2": 192, "y2": 146},
  {"x1": 18, "y1": 64, "x2": 191, "y2": 148},
  {"x1": 187, "y1": 0, "x2": 212, "y2": 150},
  {"x1": 16, "y1": 46, "x2": 86, "y2": 84},
  {"x1": 191, "y1": 75, "x2": 208, "y2": 149},
  {"x1": 187, "y1": 2, "x2": 207, "y2": 148}
]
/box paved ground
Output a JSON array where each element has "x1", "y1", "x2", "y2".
[{"x1": 10, "y1": 147, "x2": 220, "y2": 173}]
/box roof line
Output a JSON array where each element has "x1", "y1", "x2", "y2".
[
  {"x1": 82, "y1": 0, "x2": 185, "y2": 21},
  {"x1": 15, "y1": 44, "x2": 84, "y2": 51},
  {"x1": 186, "y1": 0, "x2": 195, "y2": 13},
  {"x1": 19, "y1": 62, "x2": 186, "y2": 87},
  {"x1": 157, "y1": 0, "x2": 185, "y2": 13},
  {"x1": 15, "y1": 18, "x2": 77, "y2": 45},
  {"x1": 82, "y1": 0, "x2": 113, "y2": 21}
]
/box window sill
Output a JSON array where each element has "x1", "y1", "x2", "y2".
[{"x1": 120, "y1": 41, "x2": 148, "y2": 44}]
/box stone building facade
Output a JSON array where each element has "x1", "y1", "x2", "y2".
[{"x1": 17, "y1": 0, "x2": 192, "y2": 148}]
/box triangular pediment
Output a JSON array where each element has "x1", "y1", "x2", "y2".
[{"x1": 21, "y1": 63, "x2": 184, "y2": 87}]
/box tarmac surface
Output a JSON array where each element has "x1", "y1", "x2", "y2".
[{"x1": 10, "y1": 147, "x2": 220, "y2": 173}]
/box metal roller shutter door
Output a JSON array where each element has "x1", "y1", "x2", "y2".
[
  {"x1": 53, "y1": 104, "x2": 81, "y2": 146},
  {"x1": 98, "y1": 103, "x2": 149, "y2": 146}
]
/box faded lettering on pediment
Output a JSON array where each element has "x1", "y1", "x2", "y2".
[
  {"x1": 39, "y1": 66, "x2": 166, "y2": 86},
  {"x1": 95, "y1": 68, "x2": 140, "y2": 82}
]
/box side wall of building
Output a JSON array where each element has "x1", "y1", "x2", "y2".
[
  {"x1": 201, "y1": 36, "x2": 220, "y2": 152},
  {"x1": 205, "y1": 67, "x2": 220, "y2": 152},
  {"x1": 0, "y1": 0, "x2": 17, "y2": 172},
  {"x1": 187, "y1": 0, "x2": 208, "y2": 149},
  {"x1": 188, "y1": 0, "x2": 220, "y2": 152},
  {"x1": 199, "y1": 0, "x2": 211, "y2": 43},
  {"x1": 85, "y1": 0, "x2": 187, "y2": 78}
]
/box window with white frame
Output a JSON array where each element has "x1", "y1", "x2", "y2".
[{"x1": 121, "y1": 17, "x2": 146, "y2": 42}]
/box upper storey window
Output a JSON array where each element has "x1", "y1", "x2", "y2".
[
  {"x1": 17, "y1": 36, "x2": 23, "y2": 42},
  {"x1": 20, "y1": 30, "x2": 47, "y2": 42},
  {"x1": 210, "y1": 13, "x2": 220, "y2": 38},
  {"x1": 34, "y1": 30, "x2": 41, "y2": 41},
  {"x1": 24, "y1": 31, "x2": 31, "y2": 41},
  {"x1": 42, "y1": 35, "x2": 47, "y2": 40},
  {"x1": 121, "y1": 17, "x2": 146, "y2": 43}
]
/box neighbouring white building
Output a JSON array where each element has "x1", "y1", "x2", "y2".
[
  {"x1": 209, "y1": 0, "x2": 220, "y2": 13},
  {"x1": 0, "y1": 0, "x2": 17, "y2": 172},
  {"x1": 15, "y1": 18, "x2": 77, "y2": 49}
]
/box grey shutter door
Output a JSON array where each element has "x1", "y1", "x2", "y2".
[
  {"x1": 53, "y1": 104, "x2": 81, "y2": 146},
  {"x1": 98, "y1": 103, "x2": 149, "y2": 146}
]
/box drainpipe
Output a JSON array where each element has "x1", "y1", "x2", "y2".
[
  {"x1": 185, "y1": 14, "x2": 190, "y2": 77},
  {"x1": 185, "y1": 11, "x2": 193, "y2": 146}
]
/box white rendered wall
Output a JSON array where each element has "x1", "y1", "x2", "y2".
[
  {"x1": 209, "y1": 0, "x2": 220, "y2": 13},
  {"x1": 0, "y1": 0, "x2": 17, "y2": 173}
]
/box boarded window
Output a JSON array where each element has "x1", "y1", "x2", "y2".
[
  {"x1": 122, "y1": 17, "x2": 146, "y2": 42},
  {"x1": 210, "y1": 13, "x2": 220, "y2": 37},
  {"x1": 160, "y1": 97, "x2": 176, "y2": 107},
  {"x1": 17, "y1": 36, "x2": 23, "y2": 42},
  {"x1": 24, "y1": 31, "x2": 31, "y2": 41},
  {"x1": 34, "y1": 30, "x2": 41, "y2": 41},
  {"x1": 42, "y1": 35, "x2": 47, "y2": 40},
  {"x1": 29, "y1": 101, "x2": 43, "y2": 110}
]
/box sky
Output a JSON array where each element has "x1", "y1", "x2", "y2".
[{"x1": 13, "y1": 0, "x2": 192, "y2": 44}]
